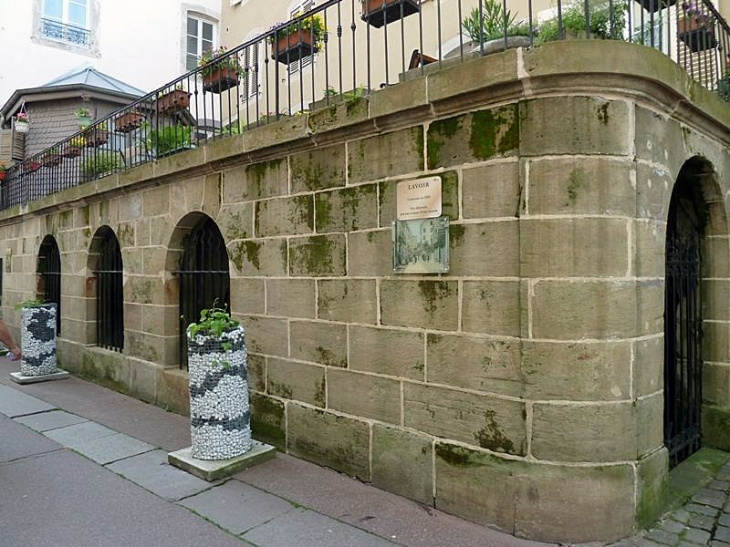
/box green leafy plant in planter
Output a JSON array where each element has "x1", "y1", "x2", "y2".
[
  {"x1": 15, "y1": 299, "x2": 45, "y2": 310},
  {"x1": 187, "y1": 307, "x2": 240, "y2": 354},
  {"x1": 80, "y1": 151, "x2": 122, "y2": 179},
  {"x1": 199, "y1": 46, "x2": 244, "y2": 93},
  {"x1": 269, "y1": 14, "x2": 327, "y2": 64},
  {"x1": 536, "y1": 0, "x2": 627, "y2": 43},
  {"x1": 461, "y1": 0, "x2": 532, "y2": 42},
  {"x1": 146, "y1": 123, "x2": 193, "y2": 157}
]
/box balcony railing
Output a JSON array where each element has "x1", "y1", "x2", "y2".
[
  {"x1": 3, "y1": 0, "x2": 728, "y2": 211},
  {"x1": 40, "y1": 18, "x2": 91, "y2": 47}
]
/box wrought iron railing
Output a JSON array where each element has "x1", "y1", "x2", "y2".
[
  {"x1": 3, "y1": 0, "x2": 728, "y2": 210},
  {"x1": 40, "y1": 18, "x2": 91, "y2": 46}
]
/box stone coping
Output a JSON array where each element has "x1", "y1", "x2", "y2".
[{"x1": 1, "y1": 40, "x2": 727, "y2": 226}]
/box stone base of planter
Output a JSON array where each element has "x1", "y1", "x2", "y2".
[
  {"x1": 168, "y1": 440, "x2": 276, "y2": 481},
  {"x1": 10, "y1": 370, "x2": 70, "y2": 384}
]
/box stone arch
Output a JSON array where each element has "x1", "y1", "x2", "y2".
[
  {"x1": 165, "y1": 212, "x2": 230, "y2": 368},
  {"x1": 664, "y1": 155, "x2": 730, "y2": 461},
  {"x1": 37, "y1": 235, "x2": 61, "y2": 335},
  {"x1": 87, "y1": 225, "x2": 124, "y2": 351}
]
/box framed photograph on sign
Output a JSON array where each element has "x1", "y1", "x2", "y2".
[{"x1": 393, "y1": 216, "x2": 449, "y2": 274}]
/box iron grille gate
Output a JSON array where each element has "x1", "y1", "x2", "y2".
[
  {"x1": 664, "y1": 190, "x2": 703, "y2": 468},
  {"x1": 38, "y1": 237, "x2": 61, "y2": 335},
  {"x1": 176, "y1": 217, "x2": 230, "y2": 370},
  {"x1": 95, "y1": 233, "x2": 124, "y2": 351}
]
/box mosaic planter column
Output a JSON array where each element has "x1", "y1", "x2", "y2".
[
  {"x1": 187, "y1": 325, "x2": 252, "y2": 460},
  {"x1": 20, "y1": 303, "x2": 57, "y2": 377}
]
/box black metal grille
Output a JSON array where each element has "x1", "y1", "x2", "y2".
[
  {"x1": 176, "y1": 217, "x2": 230, "y2": 370},
  {"x1": 664, "y1": 182, "x2": 703, "y2": 468},
  {"x1": 95, "y1": 231, "x2": 124, "y2": 352},
  {"x1": 38, "y1": 237, "x2": 61, "y2": 335}
]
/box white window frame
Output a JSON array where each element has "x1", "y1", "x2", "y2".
[
  {"x1": 42, "y1": 0, "x2": 90, "y2": 29},
  {"x1": 186, "y1": 12, "x2": 218, "y2": 71}
]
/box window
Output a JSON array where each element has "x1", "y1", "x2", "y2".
[
  {"x1": 186, "y1": 14, "x2": 216, "y2": 71},
  {"x1": 94, "y1": 228, "x2": 124, "y2": 352},
  {"x1": 41, "y1": 0, "x2": 90, "y2": 46},
  {"x1": 288, "y1": 0, "x2": 314, "y2": 74}
]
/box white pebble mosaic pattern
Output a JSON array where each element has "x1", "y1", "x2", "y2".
[
  {"x1": 20, "y1": 304, "x2": 57, "y2": 377},
  {"x1": 187, "y1": 326, "x2": 252, "y2": 461}
]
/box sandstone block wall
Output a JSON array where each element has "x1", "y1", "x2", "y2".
[{"x1": 0, "y1": 41, "x2": 728, "y2": 543}]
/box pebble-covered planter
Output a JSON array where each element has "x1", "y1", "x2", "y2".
[
  {"x1": 187, "y1": 325, "x2": 252, "y2": 460},
  {"x1": 20, "y1": 303, "x2": 57, "y2": 377}
]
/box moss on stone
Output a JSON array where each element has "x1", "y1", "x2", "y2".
[
  {"x1": 469, "y1": 105, "x2": 519, "y2": 160},
  {"x1": 247, "y1": 159, "x2": 284, "y2": 197},
  {"x1": 450, "y1": 224, "x2": 466, "y2": 247},
  {"x1": 597, "y1": 102, "x2": 610, "y2": 124},
  {"x1": 250, "y1": 392, "x2": 286, "y2": 449},
  {"x1": 427, "y1": 115, "x2": 464, "y2": 169},
  {"x1": 473, "y1": 409, "x2": 515, "y2": 453},
  {"x1": 291, "y1": 236, "x2": 336, "y2": 276},
  {"x1": 435, "y1": 443, "x2": 487, "y2": 468},
  {"x1": 244, "y1": 240, "x2": 262, "y2": 271},
  {"x1": 314, "y1": 377, "x2": 326, "y2": 407},
  {"x1": 418, "y1": 280, "x2": 453, "y2": 315},
  {"x1": 567, "y1": 169, "x2": 585, "y2": 205}
]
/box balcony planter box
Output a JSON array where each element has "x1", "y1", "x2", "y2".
[
  {"x1": 634, "y1": 0, "x2": 676, "y2": 13},
  {"x1": 20, "y1": 303, "x2": 57, "y2": 377},
  {"x1": 156, "y1": 89, "x2": 190, "y2": 114},
  {"x1": 23, "y1": 161, "x2": 41, "y2": 174},
  {"x1": 186, "y1": 323, "x2": 251, "y2": 460},
  {"x1": 202, "y1": 67, "x2": 240, "y2": 93},
  {"x1": 361, "y1": 0, "x2": 419, "y2": 28},
  {"x1": 62, "y1": 145, "x2": 83, "y2": 158},
  {"x1": 271, "y1": 31, "x2": 317, "y2": 64},
  {"x1": 114, "y1": 111, "x2": 145, "y2": 133},
  {"x1": 84, "y1": 129, "x2": 109, "y2": 148},
  {"x1": 41, "y1": 153, "x2": 62, "y2": 168},
  {"x1": 678, "y1": 17, "x2": 717, "y2": 52}
]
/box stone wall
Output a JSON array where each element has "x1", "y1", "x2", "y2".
[{"x1": 0, "y1": 41, "x2": 729, "y2": 543}]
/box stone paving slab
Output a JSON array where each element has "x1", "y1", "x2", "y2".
[
  {"x1": 178, "y1": 479, "x2": 295, "y2": 534},
  {"x1": 43, "y1": 420, "x2": 118, "y2": 449},
  {"x1": 0, "y1": 383, "x2": 55, "y2": 417},
  {"x1": 71, "y1": 432, "x2": 156, "y2": 465},
  {"x1": 14, "y1": 409, "x2": 88, "y2": 432},
  {"x1": 0, "y1": 415, "x2": 60, "y2": 463},
  {"x1": 242, "y1": 507, "x2": 398, "y2": 547},
  {"x1": 107, "y1": 449, "x2": 213, "y2": 501}
]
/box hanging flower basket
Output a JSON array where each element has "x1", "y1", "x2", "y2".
[
  {"x1": 23, "y1": 160, "x2": 41, "y2": 173},
  {"x1": 14, "y1": 115, "x2": 30, "y2": 134},
  {"x1": 84, "y1": 129, "x2": 109, "y2": 148},
  {"x1": 156, "y1": 89, "x2": 190, "y2": 114},
  {"x1": 114, "y1": 111, "x2": 145, "y2": 133},
  {"x1": 186, "y1": 308, "x2": 252, "y2": 461},
  {"x1": 202, "y1": 67, "x2": 240, "y2": 93},
  {"x1": 678, "y1": 16, "x2": 717, "y2": 52},
  {"x1": 361, "y1": 0, "x2": 420, "y2": 28}
]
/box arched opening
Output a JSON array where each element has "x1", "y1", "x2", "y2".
[
  {"x1": 664, "y1": 157, "x2": 723, "y2": 468},
  {"x1": 176, "y1": 215, "x2": 230, "y2": 369},
  {"x1": 89, "y1": 226, "x2": 124, "y2": 352},
  {"x1": 37, "y1": 235, "x2": 61, "y2": 335}
]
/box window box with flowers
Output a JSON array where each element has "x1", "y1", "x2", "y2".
[
  {"x1": 199, "y1": 47, "x2": 242, "y2": 93},
  {"x1": 62, "y1": 136, "x2": 85, "y2": 158},
  {"x1": 269, "y1": 15, "x2": 326, "y2": 65},
  {"x1": 0, "y1": 162, "x2": 6, "y2": 181},
  {"x1": 678, "y1": 2, "x2": 717, "y2": 52},
  {"x1": 14, "y1": 112, "x2": 30, "y2": 134},
  {"x1": 75, "y1": 107, "x2": 93, "y2": 129},
  {"x1": 83, "y1": 126, "x2": 109, "y2": 148},
  {"x1": 23, "y1": 160, "x2": 41, "y2": 174},
  {"x1": 156, "y1": 86, "x2": 191, "y2": 114},
  {"x1": 114, "y1": 109, "x2": 145, "y2": 133},
  {"x1": 42, "y1": 147, "x2": 63, "y2": 168},
  {"x1": 361, "y1": 0, "x2": 419, "y2": 28}
]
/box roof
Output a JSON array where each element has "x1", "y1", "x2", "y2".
[{"x1": 43, "y1": 64, "x2": 146, "y2": 96}]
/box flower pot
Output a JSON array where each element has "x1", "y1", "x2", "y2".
[
  {"x1": 20, "y1": 303, "x2": 57, "y2": 377},
  {"x1": 15, "y1": 120, "x2": 30, "y2": 134},
  {"x1": 84, "y1": 129, "x2": 109, "y2": 148},
  {"x1": 62, "y1": 145, "x2": 83, "y2": 158},
  {"x1": 0, "y1": 171, "x2": 6, "y2": 181},
  {"x1": 271, "y1": 31, "x2": 318, "y2": 64},
  {"x1": 202, "y1": 66, "x2": 240, "y2": 93},
  {"x1": 186, "y1": 325, "x2": 252, "y2": 460},
  {"x1": 23, "y1": 161, "x2": 41, "y2": 174},
  {"x1": 114, "y1": 111, "x2": 144, "y2": 133},
  {"x1": 156, "y1": 89, "x2": 190, "y2": 114},
  {"x1": 361, "y1": 0, "x2": 419, "y2": 28},
  {"x1": 678, "y1": 17, "x2": 717, "y2": 52},
  {"x1": 77, "y1": 115, "x2": 92, "y2": 129},
  {"x1": 42, "y1": 153, "x2": 62, "y2": 168}
]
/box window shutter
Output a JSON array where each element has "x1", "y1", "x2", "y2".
[{"x1": 10, "y1": 123, "x2": 25, "y2": 161}]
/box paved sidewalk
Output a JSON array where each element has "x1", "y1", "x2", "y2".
[{"x1": 0, "y1": 359, "x2": 548, "y2": 547}]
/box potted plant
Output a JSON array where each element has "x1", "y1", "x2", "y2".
[
  {"x1": 199, "y1": 46, "x2": 243, "y2": 93},
  {"x1": 361, "y1": 0, "x2": 419, "y2": 28},
  {"x1": 75, "y1": 106, "x2": 93, "y2": 129},
  {"x1": 186, "y1": 306, "x2": 251, "y2": 460},
  {"x1": 459, "y1": 0, "x2": 533, "y2": 53},
  {"x1": 0, "y1": 162, "x2": 6, "y2": 182},
  {"x1": 23, "y1": 159, "x2": 41, "y2": 173},
  {"x1": 270, "y1": 14, "x2": 326, "y2": 64},
  {"x1": 80, "y1": 150, "x2": 121, "y2": 180},
  {"x1": 156, "y1": 84, "x2": 190, "y2": 114},
  {"x1": 14, "y1": 112, "x2": 30, "y2": 134},
  {"x1": 536, "y1": 1, "x2": 626, "y2": 43},
  {"x1": 41, "y1": 147, "x2": 62, "y2": 168},
  {"x1": 83, "y1": 126, "x2": 109, "y2": 148},
  {"x1": 114, "y1": 109, "x2": 145, "y2": 133},
  {"x1": 678, "y1": 2, "x2": 717, "y2": 52},
  {"x1": 147, "y1": 123, "x2": 193, "y2": 157},
  {"x1": 16, "y1": 299, "x2": 58, "y2": 378},
  {"x1": 62, "y1": 136, "x2": 85, "y2": 158}
]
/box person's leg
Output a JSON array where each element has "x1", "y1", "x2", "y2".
[{"x1": 0, "y1": 320, "x2": 21, "y2": 359}]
